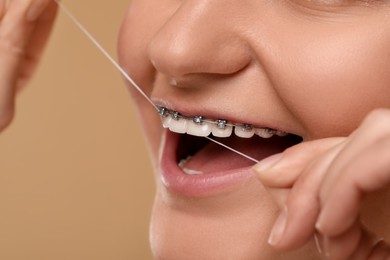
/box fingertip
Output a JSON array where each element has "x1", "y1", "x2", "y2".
[
  {"x1": 316, "y1": 206, "x2": 334, "y2": 236},
  {"x1": 255, "y1": 138, "x2": 344, "y2": 187},
  {"x1": 316, "y1": 207, "x2": 359, "y2": 238},
  {"x1": 253, "y1": 153, "x2": 291, "y2": 188},
  {"x1": 253, "y1": 151, "x2": 301, "y2": 188},
  {"x1": 253, "y1": 153, "x2": 283, "y2": 173},
  {"x1": 268, "y1": 207, "x2": 288, "y2": 246}
]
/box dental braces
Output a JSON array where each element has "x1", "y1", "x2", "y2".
[
  {"x1": 158, "y1": 107, "x2": 234, "y2": 128},
  {"x1": 158, "y1": 106, "x2": 288, "y2": 137}
]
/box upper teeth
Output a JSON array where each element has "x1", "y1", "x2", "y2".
[{"x1": 158, "y1": 107, "x2": 287, "y2": 138}]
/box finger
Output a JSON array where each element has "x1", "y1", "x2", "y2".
[
  {"x1": 319, "y1": 222, "x2": 388, "y2": 260},
  {"x1": 0, "y1": 0, "x2": 56, "y2": 129},
  {"x1": 0, "y1": 0, "x2": 35, "y2": 128},
  {"x1": 319, "y1": 110, "x2": 390, "y2": 199},
  {"x1": 254, "y1": 137, "x2": 345, "y2": 188},
  {"x1": 264, "y1": 187, "x2": 290, "y2": 209},
  {"x1": 0, "y1": 2, "x2": 28, "y2": 130},
  {"x1": 316, "y1": 223, "x2": 385, "y2": 260},
  {"x1": 267, "y1": 143, "x2": 343, "y2": 250},
  {"x1": 368, "y1": 240, "x2": 390, "y2": 260},
  {"x1": 316, "y1": 110, "x2": 390, "y2": 236},
  {"x1": 16, "y1": 0, "x2": 57, "y2": 90},
  {"x1": 25, "y1": 0, "x2": 54, "y2": 22},
  {"x1": 316, "y1": 137, "x2": 390, "y2": 237},
  {"x1": 1, "y1": 0, "x2": 35, "y2": 49},
  {"x1": 322, "y1": 220, "x2": 362, "y2": 260},
  {"x1": 348, "y1": 225, "x2": 384, "y2": 260}
]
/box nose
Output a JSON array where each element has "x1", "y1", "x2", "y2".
[{"x1": 148, "y1": 0, "x2": 252, "y2": 80}]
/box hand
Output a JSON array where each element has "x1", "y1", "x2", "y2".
[
  {"x1": 253, "y1": 109, "x2": 390, "y2": 259},
  {"x1": 0, "y1": 0, "x2": 57, "y2": 131}
]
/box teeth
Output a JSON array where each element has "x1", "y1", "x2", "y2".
[
  {"x1": 158, "y1": 107, "x2": 286, "y2": 139},
  {"x1": 211, "y1": 120, "x2": 233, "y2": 138},
  {"x1": 186, "y1": 116, "x2": 212, "y2": 137},
  {"x1": 162, "y1": 115, "x2": 188, "y2": 134},
  {"x1": 234, "y1": 124, "x2": 255, "y2": 138},
  {"x1": 255, "y1": 128, "x2": 275, "y2": 138},
  {"x1": 276, "y1": 130, "x2": 288, "y2": 137},
  {"x1": 178, "y1": 156, "x2": 203, "y2": 175}
]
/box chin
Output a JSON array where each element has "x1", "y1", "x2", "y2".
[
  {"x1": 149, "y1": 179, "x2": 276, "y2": 259},
  {"x1": 149, "y1": 183, "x2": 319, "y2": 259}
]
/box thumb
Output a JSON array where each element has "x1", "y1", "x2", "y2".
[{"x1": 253, "y1": 137, "x2": 345, "y2": 188}]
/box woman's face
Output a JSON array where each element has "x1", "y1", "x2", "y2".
[{"x1": 118, "y1": 1, "x2": 390, "y2": 258}]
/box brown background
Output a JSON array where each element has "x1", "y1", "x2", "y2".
[{"x1": 0, "y1": 1, "x2": 155, "y2": 259}]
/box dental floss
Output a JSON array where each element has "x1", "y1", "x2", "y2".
[
  {"x1": 54, "y1": 0, "x2": 158, "y2": 111},
  {"x1": 205, "y1": 137, "x2": 259, "y2": 164},
  {"x1": 54, "y1": 0, "x2": 260, "y2": 165}
]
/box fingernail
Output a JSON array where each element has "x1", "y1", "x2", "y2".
[
  {"x1": 26, "y1": 1, "x2": 46, "y2": 22},
  {"x1": 268, "y1": 206, "x2": 288, "y2": 246},
  {"x1": 313, "y1": 232, "x2": 331, "y2": 257},
  {"x1": 253, "y1": 153, "x2": 283, "y2": 172},
  {"x1": 316, "y1": 217, "x2": 331, "y2": 258},
  {"x1": 313, "y1": 233, "x2": 323, "y2": 255},
  {"x1": 323, "y1": 236, "x2": 331, "y2": 258}
]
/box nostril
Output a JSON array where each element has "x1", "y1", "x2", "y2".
[
  {"x1": 149, "y1": 33, "x2": 253, "y2": 79},
  {"x1": 147, "y1": 3, "x2": 253, "y2": 80},
  {"x1": 148, "y1": 37, "x2": 197, "y2": 78}
]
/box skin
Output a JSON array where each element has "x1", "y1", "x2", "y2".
[
  {"x1": 3, "y1": 0, "x2": 390, "y2": 259},
  {"x1": 117, "y1": 0, "x2": 390, "y2": 259}
]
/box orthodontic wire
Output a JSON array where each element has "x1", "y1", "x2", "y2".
[{"x1": 55, "y1": 0, "x2": 259, "y2": 164}]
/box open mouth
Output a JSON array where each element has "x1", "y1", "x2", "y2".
[
  {"x1": 176, "y1": 134, "x2": 302, "y2": 175},
  {"x1": 159, "y1": 106, "x2": 303, "y2": 175}
]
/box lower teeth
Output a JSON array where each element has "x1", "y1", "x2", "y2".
[{"x1": 178, "y1": 156, "x2": 203, "y2": 175}]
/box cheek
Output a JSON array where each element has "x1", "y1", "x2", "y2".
[
  {"x1": 118, "y1": 0, "x2": 156, "y2": 97},
  {"x1": 118, "y1": 0, "x2": 183, "y2": 106},
  {"x1": 118, "y1": 0, "x2": 180, "y2": 97},
  {"x1": 117, "y1": 0, "x2": 173, "y2": 158},
  {"x1": 271, "y1": 20, "x2": 390, "y2": 138}
]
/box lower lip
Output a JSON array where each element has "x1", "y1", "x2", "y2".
[{"x1": 159, "y1": 130, "x2": 254, "y2": 197}]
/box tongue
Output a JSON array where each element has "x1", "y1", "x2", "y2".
[{"x1": 184, "y1": 136, "x2": 297, "y2": 173}]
